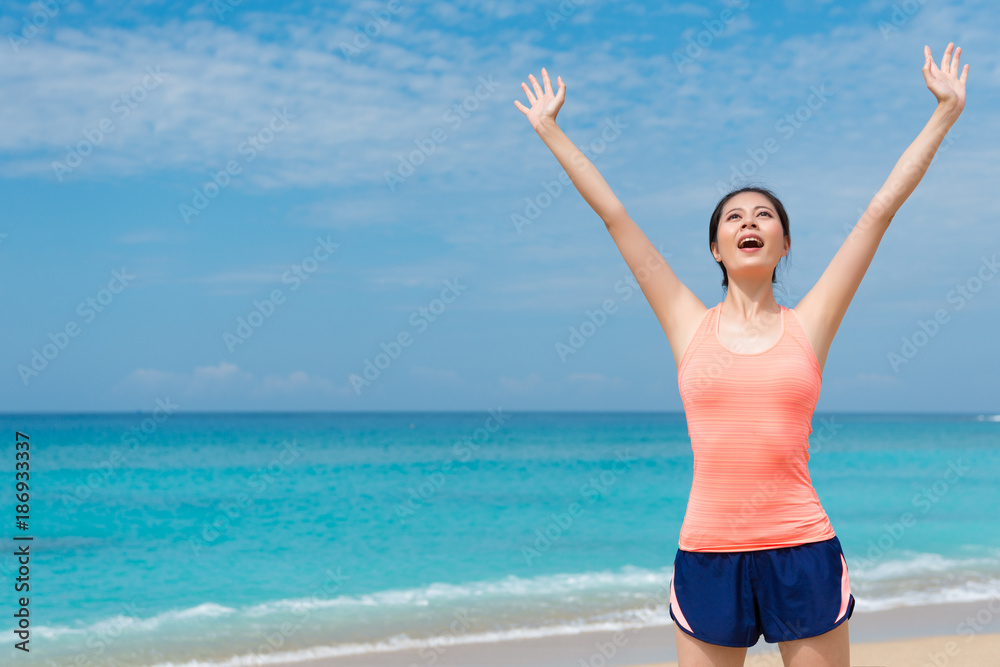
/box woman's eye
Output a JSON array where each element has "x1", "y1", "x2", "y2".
[
  {"x1": 759, "y1": 211, "x2": 772, "y2": 217},
  {"x1": 727, "y1": 214, "x2": 739, "y2": 220}
]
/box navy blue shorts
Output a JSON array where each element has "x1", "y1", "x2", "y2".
[{"x1": 668, "y1": 536, "x2": 855, "y2": 647}]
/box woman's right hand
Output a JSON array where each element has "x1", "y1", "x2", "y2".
[
  {"x1": 922, "y1": 42, "x2": 968, "y2": 116},
  {"x1": 514, "y1": 68, "x2": 565, "y2": 131}
]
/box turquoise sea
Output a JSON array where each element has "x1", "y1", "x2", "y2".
[{"x1": 2, "y1": 411, "x2": 999, "y2": 666}]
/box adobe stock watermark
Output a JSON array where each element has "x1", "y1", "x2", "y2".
[
  {"x1": 189, "y1": 439, "x2": 301, "y2": 557},
  {"x1": 672, "y1": 0, "x2": 751, "y2": 73},
  {"x1": 223, "y1": 236, "x2": 340, "y2": 353},
  {"x1": 511, "y1": 116, "x2": 628, "y2": 233},
  {"x1": 60, "y1": 397, "x2": 180, "y2": 508},
  {"x1": 179, "y1": 106, "x2": 296, "y2": 224},
  {"x1": 878, "y1": 0, "x2": 929, "y2": 40},
  {"x1": 403, "y1": 608, "x2": 476, "y2": 667},
  {"x1": 546, "y1": 0, "x2": 584, "y2": 29},
  {"x1": 842, "y1": 131, "x2": 960, "y2": 244},
  {"x1": 736, "y1": 617, "x2": 840, "y2": 667},
  {"x1": 930, "y1": 593, "x2": 1000, "y2": 667},
  {"x1": 682, "y1": 305, "x2": 783, "y2": 393},
  {"x1": 742, "y1": 647, "x2": 786, "y2": 667},
  {"x1": 887, "y1": 253, "x2": 998, "y2": 373},
  {"x1": 349, "y1": 278, "x2": 467, "y2": 395},
  {"x1": 339, "y1": 0, "x2": 407, "y2": 61},
  {"x1": 521, "y1": 448, "x2": 637, "y2": 565},
  {"x1": 51, "y1": 66, "x2": 169, "y2": 181},
  {"x1": 852, "y1": 458, "x2": 969, "y2": 570},
  {"x1": 7, "y1": 0, "x2": 71, "y2": 54},
  {"x1": 384, "y1": 75, "x2": 500, "y2": 191},
  {"x1": 246, "y1": 567, "x2": 352, "y2": 664},
  {"x1": 575, "y1": 627, "x2": 639, "y2": 667},
  {"x1": 212, "y1": 0, "x2": 244, "y2": 20},
  {"x1": 556, "y1": 245, "x2": 671, "y2": 363},
  {"x1": 715, "y1": 83, "x2": 832, "y2": 195},
  {"x1": 42, "y1": 599, "x2": 147, "y2": 667},
  {"x1": 727, "y1": 416, "x2": 844, "y2": 529},
  {"x1": 575, "y1": 581, "x2": 673, "y2": 667},
  {"x1": 394, "y1": 408, "x2": 511, "y2": 521},
  {"x1": 17, "y1": 268, "x2": 135, "y2": 385},
  {"x1": 957, "y1": 593, "x2": 1000, "y2": 638}
]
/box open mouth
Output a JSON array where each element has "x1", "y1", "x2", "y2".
[{"x1": 738, "y1": 235, "x2": 764, "y2": 251}]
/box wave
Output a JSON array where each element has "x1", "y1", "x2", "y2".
[
  {"x1": 854, "y1": 578, "x2": 1000, "y2": 612},
  {"x1": 140, "y1": 614, "x2": 674, "y2": 667},
  {"x1": 848, "y1": 550, "x2": 1000, "y2": 612},
  {"x1": 34, "y1": 602, "x2": 239, "y2": 639},
  {"x1": 849, "y1": 551, "x2": 999, "y2": 580},
  {"x1": 33, "y1": 554, "x2": 1000, "y2": 665}
]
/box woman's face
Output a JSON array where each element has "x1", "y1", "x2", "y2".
[{"x1": 712, "y1": 191, "x2": 788, "y2": 281}]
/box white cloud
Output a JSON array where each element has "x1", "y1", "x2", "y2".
[
  {"x1": 115, "y1": 361, "x2": 346, "y2": 401},
  {"x1": 567, "y1": 373, "x2": 628, "y2": 392},
  {"x1": 499, "y1": 371, "x2": 544, "y2": 392},
  {"x1": 191, "y1": 360, "x2": 249, "y2": 385},
  {"x1": 122, "y1": 367, "x2": 183, "y2": 389},
  {"x1": 1, "y1": 1, "x2": 994, "y2": 212},
  {"x1": 259, "y1": 369, "x2": 337, "y2": 394},
  {"x1": 2, "y1": 3, "x2": 997, "y2": 270}
]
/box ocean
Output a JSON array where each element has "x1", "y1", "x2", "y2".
[{"x1": 2, "y1": 411, "x2": 999, "y2": 666}]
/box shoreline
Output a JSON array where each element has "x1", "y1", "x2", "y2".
[{"x1": 288, "y1": 599, "x2": 1000, "y2": 667}]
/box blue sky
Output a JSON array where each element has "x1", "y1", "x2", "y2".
[{"x1": 1, "y1": 0, "x2": 998, "y2": 413}]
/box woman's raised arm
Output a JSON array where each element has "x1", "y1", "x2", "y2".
[
  {"x1": 514, "y1": 68, "x2": 706, "y2": 367},
  {"x1": 514, "y1": 68, "x2": 627, "y2": 224},
  {"x1": 796, "y1": 43, "x2": 968, "y2": 371}
]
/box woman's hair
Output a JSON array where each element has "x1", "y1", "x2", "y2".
[{"x1": 708, "y1": 185, "x2": 791, "y2": 290}]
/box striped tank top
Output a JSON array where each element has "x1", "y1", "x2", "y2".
[{"x1": 676, "y1": 302, "x2": 836, "y2": 552}]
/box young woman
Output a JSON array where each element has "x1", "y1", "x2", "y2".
[{"x1": 514, "y1": 43, "x2": 968, "y2": 667}]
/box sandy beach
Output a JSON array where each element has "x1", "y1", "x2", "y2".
[
  {"x1": 295, "y1": 599, "x2": 1000, "y2": 667},
  {"x1": 631, "y1": 632, "x2": 1000, "y2": 667}
]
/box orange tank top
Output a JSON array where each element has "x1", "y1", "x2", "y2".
[{"x1": 676, "y1": 302, "x2": 836, "y2": 552}]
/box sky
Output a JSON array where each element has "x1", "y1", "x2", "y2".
[{"x1": 1, "y1": 0, "x2": 998, "y2": 413}]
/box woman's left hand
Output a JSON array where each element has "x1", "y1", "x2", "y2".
[{"x1": 923, "y1": 42, "x2": 968, "y2": 115}]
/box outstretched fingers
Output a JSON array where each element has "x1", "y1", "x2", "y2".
[
  {"x1": 520, "y1": 81, "x2": 537, "y2": 106},
  {"x1": 920, "y1": 43, "x2": 969, "y2": 111},
  {"x1": 542, "y1": 68, "x2": 567, "y2": 106},
  {"x1": 945, "y1": 44, "x2": 968, "y2": 85},
  {"x1": 923, "y1": 43, "x2": 969, "y2": 82},
  {"x1": 515, "y1": 69, "x2": 567, "y2": 120},
  {"x1": 923, "y1": 45, "x2": 938, "y2": 76},
  {"x1": 939, "y1": 42, "x2": 954, "y2": 74},
  {"x1": 528, "y1": 73, "x2": 544, "y2": 101},
  {"x1": 541, "y1": 67, "x2": 554, "y2": 97}
]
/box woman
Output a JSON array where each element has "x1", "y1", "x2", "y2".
[{"x1": 514, "y1": 43, "x2": 968, "y2": 666}]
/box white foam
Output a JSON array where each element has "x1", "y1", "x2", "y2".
[
  {"x1": 139, "y1": 613, "x2": 676, "y2": 667},
  {"x1": 35, "y1": 602, "x2": 239, "y2": 639},
  {"x1": 851, "y1": 552, "x2": 999, "y2": 581},
  {"x1": 243, "y1": 565, "x2": 675, "y2": 617},
  {"x1": 855, "y1": 579, "x2": 1000, "y2": 612},
  {"x1": 35, "y1": 557, "x2": 1000, "y2": 663}
]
